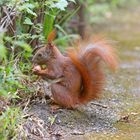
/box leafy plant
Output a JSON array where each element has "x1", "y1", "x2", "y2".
[{"x1": 0, "y1": 107, "x2": 22, "y2": 140}]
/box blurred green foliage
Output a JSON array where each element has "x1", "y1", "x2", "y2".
[
  {"x1": 0, "y1": 107, "x2": 22, "y2": 140},
  {"x1": 82, "y1": 0, "x2": 139, "y2": 23}
]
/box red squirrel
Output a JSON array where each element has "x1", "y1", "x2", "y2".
[{"x1": 32, "y1": 36, "x2": 118, "y2": 108}]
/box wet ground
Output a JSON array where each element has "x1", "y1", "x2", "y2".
[{"x1": 25, "y1": 6, "x2": 140, "y2": 140}]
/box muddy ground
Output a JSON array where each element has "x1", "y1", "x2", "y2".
[{"x1": 22, "y1": 6, "x2": 140, "y2": 140}]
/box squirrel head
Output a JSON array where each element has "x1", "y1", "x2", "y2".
[
  {"x1": 32, "y1": 43, "x2": 54, "y2": 65},
  {"x1": 32, "y1": 29, "x2": 57, "y2": 65}
]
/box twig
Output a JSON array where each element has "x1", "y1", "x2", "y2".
[
  {"x1": 23, "y1": 98, "x2": 31, "y2": 112},
  {"x1": 91, "y1": 102, "x2": 108, "y2": 108},
  {"x1": 0, "y1": 4, "x2": 17, "y2": 32}
]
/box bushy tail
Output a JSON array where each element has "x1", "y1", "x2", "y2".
[{"x1": 67, "y1": 39, "x2": 118, "y2": 105}]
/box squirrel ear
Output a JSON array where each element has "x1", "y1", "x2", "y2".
[
  {"x1": 45, "y1": 29, "x2": 56, "y2": 49},
  {"x1": 47, "y1": 29, "x2": 56, "y2": 43}
]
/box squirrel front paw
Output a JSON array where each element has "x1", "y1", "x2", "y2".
[{"x1": 32, "y1": 65, "x2": 42, "y2": 75}]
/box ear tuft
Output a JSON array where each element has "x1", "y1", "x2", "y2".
[{"x1": 47, "y1": 29, "x2": 57, "y2": 43}]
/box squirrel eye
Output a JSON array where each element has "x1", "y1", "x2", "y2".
[{"x1": 38, "y1": 53, "x2": 42, "y2": 57}]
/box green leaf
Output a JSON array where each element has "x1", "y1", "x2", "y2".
[
  {"x1": 0, "y1": 88, "x2": 8, "y2": 97},
  {"x1": 55, "y1": 24, "x2": 67, "y2": 35},
  {"x1": 0, "y1": 44, "x2": 7, "y2": 60},
  {"x1": 58, "y1": 6, "x2": 80, "y2": 26},
  {"x1": 51, "y1": 0, "x2": 68, "y2": 11},
  {"x1": 48, "y1": 115, "x2": 57, "y2": 126},
  {"x1": 26, "y1": 8, "x2": 37, "y2": 16},
  {"x1": 43, "y1": 11, "x2": 55, "y2": 41},
  {"x1": 23, "y1": 3, "x2": 35, "y2": 9},
  {"x1": 14, "y1": 41, "x2": 32, "y2": 52},
  {"x1": 24, "y1": 17, "x2": 33, "y2": 25},
  {"x1": 20, "y1": 3, "x2": 35, "y2": 10},
  {"x1": 0, "y1": 33, "x2": 7, "y2": 60},
  {"x1": 19, "y1": 3, "x2": 37, "y2": 17}
]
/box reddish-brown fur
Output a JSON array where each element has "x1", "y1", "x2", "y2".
[{"x1": 32, "y1": 38, "x2": 118, "y2": 108}]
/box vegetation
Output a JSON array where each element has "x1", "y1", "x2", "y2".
[{"x1": 0, "y1": 0, "x2": 139, "y2": 139}]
